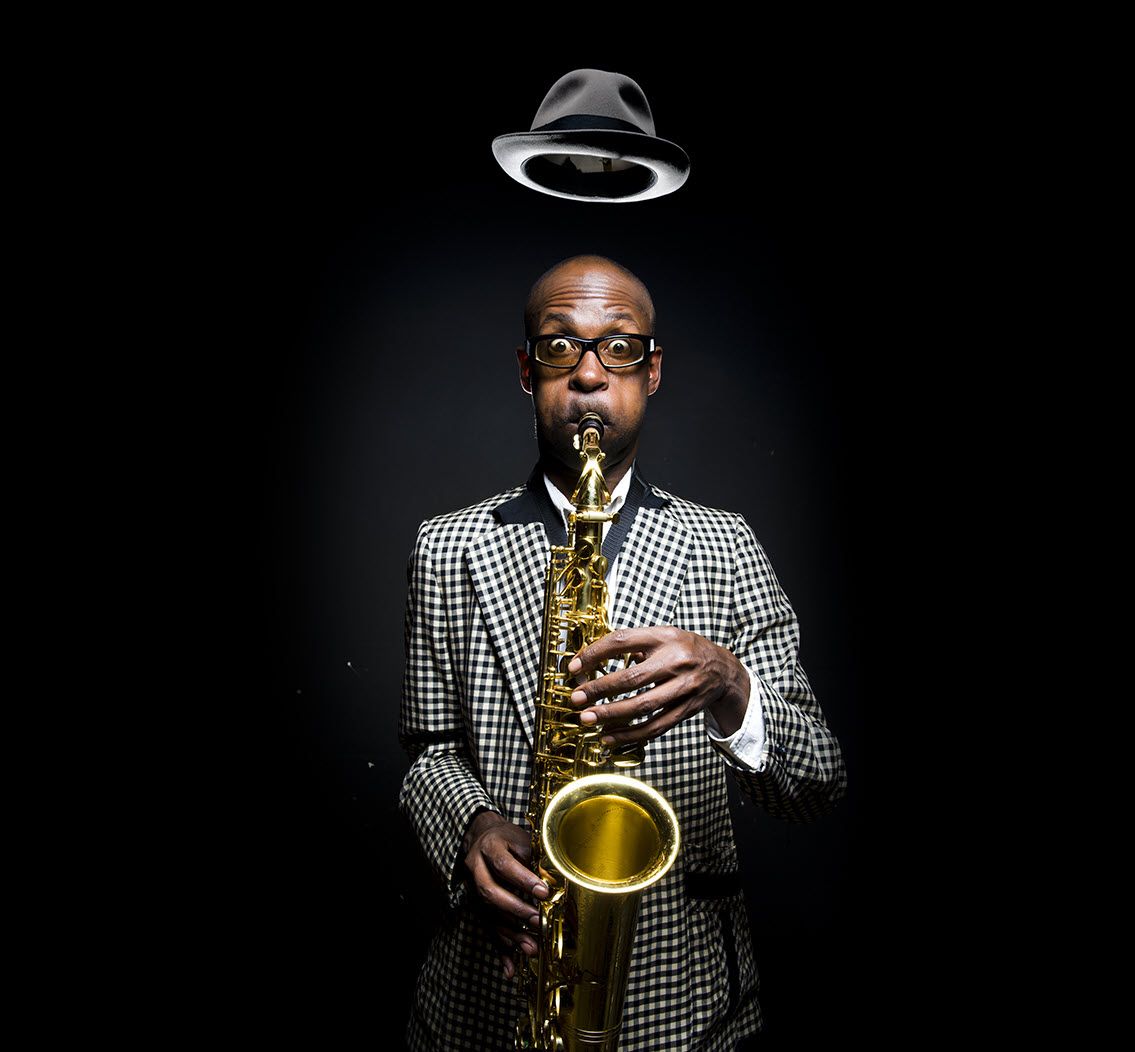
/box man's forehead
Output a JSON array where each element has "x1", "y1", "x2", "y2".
[{"x1": 533, "y1": 271, "x2": 650, "y2": 322}]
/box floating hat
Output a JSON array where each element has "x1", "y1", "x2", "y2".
[{"x1": 491, "y1": 69, "x2": 690, "y2": 203}]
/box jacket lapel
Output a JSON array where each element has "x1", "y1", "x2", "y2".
[
  {"x1": 466, "y1": 471, "x2": 689, "y2": 746},
  {"x1": 609, "y1": 498, "x2": 691, "y2": 634},
  {"x1": 466, "y1": 522, "x2": 548, "y2": 748}
]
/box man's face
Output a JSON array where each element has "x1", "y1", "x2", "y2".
[{"x1": 517, "y1": 262, "x2": 662, "y2": 476}]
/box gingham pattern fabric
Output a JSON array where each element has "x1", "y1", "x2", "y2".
[{"x1": 399, "y1": 478, "x2": 847, "y2": 1051}]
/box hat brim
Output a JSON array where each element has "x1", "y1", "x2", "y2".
[{"x1": 491, "y1": 129, "x2": 690, "y2": 203}]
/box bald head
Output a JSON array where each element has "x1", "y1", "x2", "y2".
[{"x1": 524, "y1": 255, "x2": 656, "y2": 337}]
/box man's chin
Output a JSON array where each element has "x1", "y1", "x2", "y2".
[{"x1": 541, "y1": 434, "x2": 629, "y2": 473}]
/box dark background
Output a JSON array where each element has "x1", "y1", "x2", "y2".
[{"x1": 196, "y1": 51, "x2": 975, "y2": 1047}]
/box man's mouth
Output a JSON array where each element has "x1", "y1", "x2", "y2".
[{"x1": 567, "y1": 410, "x2": 608, "y2": 427}]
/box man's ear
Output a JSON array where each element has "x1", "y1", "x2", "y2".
[
  {"x1": 647, "y1": 346, "x2": 663, "y2": 396},
  {"x1": 517, "y1": 346, "x2": 533, "y2": 394}
]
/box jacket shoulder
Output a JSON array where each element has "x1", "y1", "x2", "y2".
[
  {"x1": 412, "y1": 484, "x2": 526, "y2": 552},
  {"x1": 647, "y1": 484, "x2": 748, "y2": 536}
]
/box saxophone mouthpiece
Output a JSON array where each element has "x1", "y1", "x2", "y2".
[{"x1": 577, "y1": 414, "x2": 604, "y2": 446}]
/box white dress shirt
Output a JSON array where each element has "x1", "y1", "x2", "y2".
[{"x1": 543, "y1": 468, "x2": 768, "y2": 772}]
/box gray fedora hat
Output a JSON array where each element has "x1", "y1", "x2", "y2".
[{"x1": 491, "y1": 68, "x2": 690, "y2": 203}]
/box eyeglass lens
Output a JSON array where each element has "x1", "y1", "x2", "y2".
[{"x1": 533, "y1": 336, "x2": 646, "y2": 367}]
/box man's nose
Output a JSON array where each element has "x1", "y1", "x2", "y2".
[{"x1": 569, "y1": 347, "x2": 609, "y2": 391}]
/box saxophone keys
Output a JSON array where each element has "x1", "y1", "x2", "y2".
[{"x1": 611, "y1": 743, "x2": 646, "y2": 767}]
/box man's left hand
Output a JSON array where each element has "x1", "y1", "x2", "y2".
[{"x1": 567, "y1": 626, "x2": 751, "y2": 744}]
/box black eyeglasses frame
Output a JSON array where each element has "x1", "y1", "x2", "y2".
[{"x1": 523, "y1": 333, "x2": 656, "y2": 370}]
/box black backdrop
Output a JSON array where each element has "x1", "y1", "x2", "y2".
[{"x1": 196, "y1": 53, "x2": 967, "y2": 1047}]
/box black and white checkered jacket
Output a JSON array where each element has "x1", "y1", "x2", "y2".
[{"x1": 399, "y1": 467, "x2": 846, "y2": 1050}]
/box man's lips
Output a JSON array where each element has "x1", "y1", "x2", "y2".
[{"x1": 565, "y1": 411, "x2": 609, "y2": 428}]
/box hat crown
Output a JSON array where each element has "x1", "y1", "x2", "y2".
[{"x1": 530, "y1": 68, "x2": 656, "y2": 135}]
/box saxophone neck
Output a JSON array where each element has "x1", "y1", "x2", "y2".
[{"x1": 571, "y1": 415, "x2": 612, "y2": 512}]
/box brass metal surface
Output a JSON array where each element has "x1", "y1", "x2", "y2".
[{"x1": 516, "y1": 419, "x2": 680, "y2": 1051}]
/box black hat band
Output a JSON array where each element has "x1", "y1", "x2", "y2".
[{"x1": 531, "y1": 114, "x2": 647, "y2": 135}]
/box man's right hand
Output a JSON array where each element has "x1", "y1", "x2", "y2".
[{"x1": 462, "y1": 810, "x2": 550, "y2": 979}]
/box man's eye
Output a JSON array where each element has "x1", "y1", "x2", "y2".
[
  {"x1": 548, "y1": 339, "x2": 574, "y2": 355},
  {"x1": 604, "y1": 339, "x2": 638, "y2": 360}
]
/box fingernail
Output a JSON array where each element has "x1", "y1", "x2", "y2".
[
  {"x1": 568, "y1": 658, "x2": 582, "y2": 673},
  {"x1": 529, "y1": 913, "x2": 540, "y2": 927},
  {"x1": 580, "y1": 711, "x2": 597, "y2": 724},
  {"x1": 601, "y1": 735, "x2": 615, "y2": 744},
  {"x1": 522, "y1": 937, "x2": 538, "y2": 955},
  {"x1": 532, "y1": 880, "x2": 549, "y2": 898},
  {"x1": 504, "y1": 959, "x2": 513, "y2": 978},
  {"x1": 570, "y1": 690, "x2": 586, "y2": 704}
]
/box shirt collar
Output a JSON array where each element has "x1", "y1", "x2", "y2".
[
  {"x1": 491, "y1": 461, "x2": 668, "y2": 544},
  {"x1": 542, "y1": 461, "x2": 635, "y2": 528}
]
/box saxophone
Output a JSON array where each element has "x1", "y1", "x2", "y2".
[{"x1": 516, "y1": 414, "x2": 680, "y2": 1052}]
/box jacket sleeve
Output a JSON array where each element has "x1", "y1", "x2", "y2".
[
  {"x1": 398, "y1": 523, "x2": 500, "y2": 906},
  {"x1": 711, "y1": 514, "x2": 847, "y2": 820}
]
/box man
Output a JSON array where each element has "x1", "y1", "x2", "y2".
[{"x1": 399, "y1": 254, "x2": 846, "y2": 1050}]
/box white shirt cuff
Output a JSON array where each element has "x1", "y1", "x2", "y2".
[{"x1": 703, "y1": 666, "x2": 768, "y2": 772}]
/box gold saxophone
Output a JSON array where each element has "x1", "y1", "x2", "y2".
[{"x1": 516, "y1": 414, "x2": 680, "y2": 1052}]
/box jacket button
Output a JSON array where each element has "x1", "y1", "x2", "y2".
[{"x1": 774, "y1": 743, "x2": 787, "y2": 758}]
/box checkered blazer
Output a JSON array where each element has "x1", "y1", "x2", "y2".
[{"x1": 399, "y1": 468, "x2": 846, "y2": 1051}]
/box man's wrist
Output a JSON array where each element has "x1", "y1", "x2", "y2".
[
  {"x1": 706, "y1": 647, "x2": 752, "y2": 736},
  {"x1": 462, "y1": 807, "x2": 505, "y2": 856},
  {"x1": 705, "y1": 665, "x2": 767, "y2": 772}
]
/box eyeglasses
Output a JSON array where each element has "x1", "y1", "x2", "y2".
[{"x1": 525, "y1": 333, "x2": 655, "y2": 369}]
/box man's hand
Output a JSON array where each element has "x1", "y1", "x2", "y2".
[
  {"x1": 461, "y1": 810, "x2": 550, "y2": 979},
  {"x1": 567, "y1": 626, "x2": 751, "y2": 744}
]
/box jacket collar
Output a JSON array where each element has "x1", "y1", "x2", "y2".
[{"x1": 493, "y1": 461, "x2": 668, "y2": 560}]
